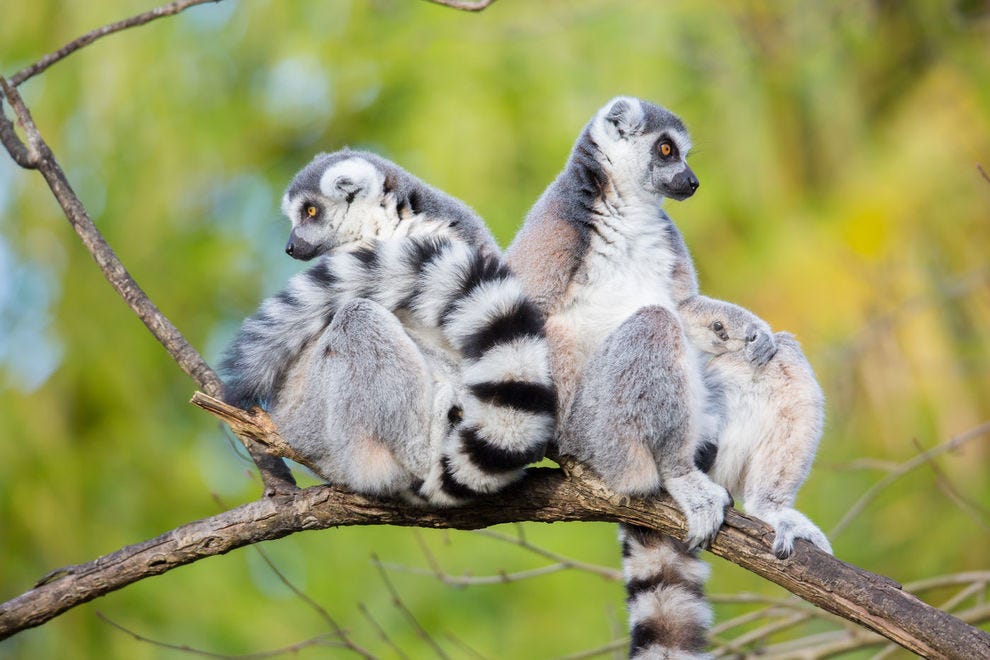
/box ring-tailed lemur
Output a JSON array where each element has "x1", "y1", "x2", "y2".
[
  {"x1": 506, "y1": 96, "x2": 730, "y2": 658},
  {"x1": 222, "y1": 150, "x2": 556, "y2": 505},
  {"x1": 679, "y1": 294, "x2": 832, "y2": 559}
]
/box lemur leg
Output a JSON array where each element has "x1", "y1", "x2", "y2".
[
  {"x1": 564, "y1": 305, "x2": 731, "y2": 550},
  {"x1": 621, "y1": 525, "x2": 714, "y2": 660},
  {"x1": 743, "y1": 415, "x2": 831, "y2": 558},
  {"x1": 271, "y1": 298, "x2": 435, "y2": 498}
]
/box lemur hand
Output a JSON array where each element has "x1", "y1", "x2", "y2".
[{"x1": 745, "y1": 323, "x2": 777, "y2": 367}]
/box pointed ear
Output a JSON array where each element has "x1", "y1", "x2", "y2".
[{"x1": 602, "y1": 97, "x2": 645, "y2": 140}]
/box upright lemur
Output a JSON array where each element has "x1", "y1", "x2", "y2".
[
  {"x1": 506, "y1": 97, "x2": 827, "y2": 658},
  {"x1": 506, "y1": 97, "x2": 730, "y2": 659},
  {"x1": 222, "y1": 150, "x2": 556, "y2": 505}
]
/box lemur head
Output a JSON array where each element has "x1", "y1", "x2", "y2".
[
  {"x1": 679, "y1": 296, "x2": 770, "y2": 356},
  {"x1": 281, "y1": 150, "x2": 392, "y2": 260},
  {"x1": 281, "y1": 149, "x2": 466, "y2": 261},
  {"x1": 587, "y1": 96, "x2": 699, "y2": 202}
]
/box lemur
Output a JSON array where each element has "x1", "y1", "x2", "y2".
[
  {"x1": 679, "y1": 294, "x2": 832, "y2": 559},
  {"x1": 221, "y1": 150, "x2": 556, "y2": 505},
  {"x1": 505, "y1": 96, "x2": 731, "y2": 658}
]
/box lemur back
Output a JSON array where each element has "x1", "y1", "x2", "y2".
[
  {"x1": 679, "y1": 294, "x2": 831, "y2": 558},
  {"x1": 507, "y1": 97, "x2": 730, "y2": 658},
  {"x1": 222, "y1": 150, "x2": 555, "y2": 505}
]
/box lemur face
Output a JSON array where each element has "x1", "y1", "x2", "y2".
[
  {"x1": 680, "y1": 298, "x2": 761, "y2": 356},
  {"x1": 591, "y1": 96, "x2": 700, "y2": 202},
  {"x1": 281, "y1": 153, "x2": 394, "y2": 261}
]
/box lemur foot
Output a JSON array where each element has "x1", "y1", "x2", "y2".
[
  {"x1": 753, "y1": 507, "x2": 832, "y2": 559},
  {"x1": 665, "y1": 471, "x2": 733, "y2": 551}
]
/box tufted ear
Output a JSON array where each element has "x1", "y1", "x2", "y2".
[
  {"x1": 320, "y1": 157, "x2": 384, "y2": 203},
  {"x1": 601, "y1": 96, "x2": 646, "y2": 140}
]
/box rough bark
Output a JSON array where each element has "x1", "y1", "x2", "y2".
[{"x1": 1, "y1": 460, "x2": 987, "y2": 659}]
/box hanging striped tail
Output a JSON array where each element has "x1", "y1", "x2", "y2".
[{"x1": 621, "y1": 524, "x2": 713, "y2": 659}]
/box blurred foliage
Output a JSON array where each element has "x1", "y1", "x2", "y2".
[{"x1": 1, "y1": 0, "x2": 989, "y2": 658}]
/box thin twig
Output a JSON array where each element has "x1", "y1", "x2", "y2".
[
  {"x1": 9, "y1": 0, "x2": 223, "y2": 87},
  {"x1": 371, "y1": 554, "x2": 450, "y2": 660},
  {"x1": 830, "y1": 420, "x2": 990, "y2": 536},
  {"x1": 443, "y1": 633, "x2": 488, "y2": 660},
  {"x1": 979, "y1": 163, "x2": 990, "y2": 185},
  {"x1": 253, "y1": 546, "x2": 377, "y2": 659},
  {"x1": 904, "y1": 571, "x2": 990, "y2": 592},
  {"x1": 358, "y1": 602, "x2": 408, "y2": 660},
  {"x1": 98, "y1": 612, "x2": 342, "y2": 658},
  {"x1": 913, "y1": 437, "x2": 990, "y2": 531},
  {"x1": 553, "y1": 638, "x2": 627, "y2": 660},
  {"x1": 422, "y1": 0, "x2": 499, "y2": 12},
  {"x1": 380, "y1": 560, "x2": 574, "y2": 586},
  {"x1": 471, "y1": 528, "x2": 623, "y2": 581}
]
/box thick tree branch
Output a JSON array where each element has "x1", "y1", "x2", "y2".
[
  {"x1": 8, "y1": 0, "x2": 223, "y2": 87},
  {"x1": 1, "y1": 464, "x2": 987, "y2": 658}
]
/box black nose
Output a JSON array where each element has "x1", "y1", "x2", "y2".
[
  {"x1": 688, "y1": 175, "x2": 700, "y2": 192},
  {"x1": 285, "y1": 241, "x2": 294, "y2": 256}
]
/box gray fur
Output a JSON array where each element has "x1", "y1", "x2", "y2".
[
  {"x1": 507, "y1": 96, "x2": 727, "y2": 657},
  {"x1": 222, "y1": 151, "x2": 555, "y2": 505},
  {"x1": 679, "y1": 295, "x2": 831, "y2": 558}
]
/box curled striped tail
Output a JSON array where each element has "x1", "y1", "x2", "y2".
[
  {"x1": 408, "y1": 242, "x2": 557, "y2": 502},
  {"x1": 621, "y1": 524, "x2": 713, "y2": 659}
]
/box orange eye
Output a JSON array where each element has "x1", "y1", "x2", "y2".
[
  {"x1": 306, "y1": 205, "x2": 318, "y2": 218},
  {"x1": 660, "y1": 142, "x2": 673, "y2": 157}
]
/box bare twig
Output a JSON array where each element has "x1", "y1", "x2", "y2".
[
  {"x1": 358, "y1": 602, "x2": 408, "y2": 660},
  {"x1": 913, "y1": 438, "x2": 990, "y2": 531},
  {"x1": 979, "y1": 163, "x2": 990, "y2": 185},
  {"x1": 830, "y1": 420, "x2": 990, "y2": 536},
  {"x1": 472, "y1": 528, "x2": 623, "y2": 581},
  {"x1": 371, "y1": 554, "x2": 450, "y2": 659},
  {"x1": 554, "y1": 638, "x2": 627, "y2": 660},
  {"x1": 386, "y1": 524, "x2": 623, "y2": 587},
  {"x1": 422, "y1": 0, "x2": 499, "y2": 12},
  {"x1": 98, "y1": 612, "x2": 343, "y2": 658},
  {"x1": 252, "y1": 546, "x2": 377, "y2": 660},
  {"x1": 8, "y1": 0, "x2": 223, "y2": 87}
]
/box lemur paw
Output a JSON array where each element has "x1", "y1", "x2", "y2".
[
  {"x1": 744, "y1": 324, "x2": 777, "y2": 367},
  {"x1": 755, "y1": 507, "x2": 832, "y2": 559},
  {"x1": 665, "y1": 471, "x2": 733, "y2": 551}
]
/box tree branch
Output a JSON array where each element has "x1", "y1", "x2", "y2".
[
  {"x1": 1, "y1": 458, "x2": 988, "y2": 657},
  {"x1": 8, "y1": 0, "x2": 223, "y2": 87},
  {"x1": 0, "y1": 77, "x2": 296, "y2": 496}
]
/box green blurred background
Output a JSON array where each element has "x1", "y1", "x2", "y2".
[{"x1": 1, "y1": 1, "x2": 988, "y2": 657}]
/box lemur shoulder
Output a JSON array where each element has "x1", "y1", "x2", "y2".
[{"x1": 222, "y1": 150, "x2": 556, "y2": 506}]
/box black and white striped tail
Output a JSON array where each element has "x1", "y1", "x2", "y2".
[
  {"x1": 402, "y1": 240, "x2": 556, "y2": 501},
  {"x1": 221, "y1": 235, "x2": 555, "y2": 503},
  {"x1": 621, "y1": 524, "x2": 713, "y2": 659}
]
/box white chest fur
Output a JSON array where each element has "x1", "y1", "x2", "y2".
[
  {"x1": 555, "y1": 206, "x2": 679, "y2": 368},
  {"x1": 550, "y1": 207, "x2": 676, "y2": 390}
]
